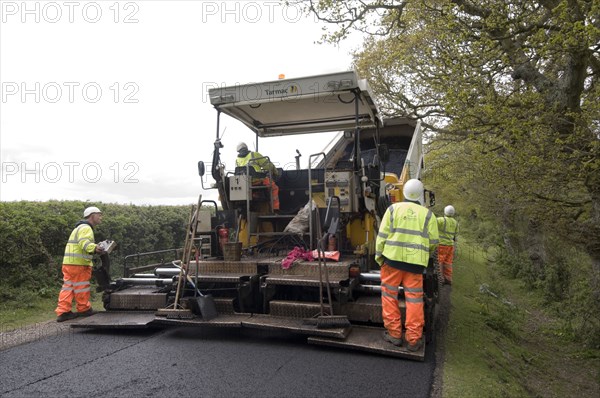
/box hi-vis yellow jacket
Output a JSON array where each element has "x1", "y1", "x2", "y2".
[
  {"x1": 375, "y1": 202, "x2": 439, "y2": 268},
  {"x1": 62, "y1": 221, "x2": 97, "y2": 266},
  {"x1": 236, "y1": 151, "x2": 279, "y2": 177},
  {"x1": 437, "y1": 216, "x2": 459, "y2": 246}
]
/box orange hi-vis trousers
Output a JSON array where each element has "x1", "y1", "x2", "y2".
[
  {"x1": 252, "y1": 177, "x2": 280, "y2": 210},
  {"x1": 438, "y1": 245, "x2": 455, "y2": 283},
  {"x1": 55, "y1": 265, "x2": 92, "y2": 315},
  {"x1": 380, "y1": 264, "x2": 424, "y2": 344}
]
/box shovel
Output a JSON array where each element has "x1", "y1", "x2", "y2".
[{"x1": 172, "y1": 262, "x2": 218, "y2": 321}]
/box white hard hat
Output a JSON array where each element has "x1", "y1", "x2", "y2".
[
  {"x1": 444, "y1": 205, "x2": 455, "y2": 216},
  {"x1": 83, "y1": 206, "x2": 102, "y2": 218},
  {"x1": 403, "y1": 179, "x2": 423, "y2": 202},
  {"x1": 236, "y1": 142, "x2": 248, "y2": 152}
]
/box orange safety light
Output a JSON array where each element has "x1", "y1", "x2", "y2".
[{"x1": 278, "y1": 74, "x2": 285, "y2": 79}]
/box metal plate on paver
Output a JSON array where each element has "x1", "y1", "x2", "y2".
[
  {"x1": 308, "y1": 325, "x2": 425, "y2": 361},
  {"x1": 241, "y1": 315, "x2": 350, "y2": 339},
  {"x1": 340, "y1": 296, "x2": 385, "y2": 323},
  {"x1": 70, "y1": 312, "x2": 157, "y2": 329},
  {"x1": 152, "y1": 314, "x2": 250, "y2": 327},
  {"x1": 267, "y1": 259, "x2": 351, "y2": 278},
  {"x1": 189, "y1": 261, "x2": 258, "y2": 274},
  {"x1": 269, "y1": 300, "x2": 321, "y2": 318},
  {"x1": 109, "y1": 287, "x2": 167, "y2": 310}
]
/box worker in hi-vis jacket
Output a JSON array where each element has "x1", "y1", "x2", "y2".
[
  {"x1": 375, "y1": 179, "x2": 439, "y2": 352},
  {"x1": 437, "y1": 205, "x2": 459, "y2": 285},
  {"x1": 55, "y1": 206, "x2": 105, "y2": 322},
  {"x1": 235, "y1": 142, "x2": 280, "y2": 211}
]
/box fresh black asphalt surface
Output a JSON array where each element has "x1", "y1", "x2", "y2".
[{"x1": 0, "y1": 325, "x2": 436, "y2": 397}]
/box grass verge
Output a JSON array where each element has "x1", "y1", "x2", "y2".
[
  {"x1": 443, "y1": 240, "x2": 599, "y2": 397},
  {"x1": 0, "y1": 287, "x2": 104, "y2": 333}
]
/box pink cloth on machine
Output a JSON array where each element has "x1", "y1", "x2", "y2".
[{"x1": 282, "y1": 246, "x2": 314, "y2": 269}]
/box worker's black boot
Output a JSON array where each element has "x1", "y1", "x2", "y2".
[
  {"x1": 382, "y1": 331, "x2": 403, "y2": 347},
  {"x1": 56, "y1": 312, "x2": 78, "y2": 322},
  {"x1": 407, "y1": 338, "x2": 424, "y2": 352},
  {"x1": 78, "y1": 309, "x2": 96, "y2": 317}
]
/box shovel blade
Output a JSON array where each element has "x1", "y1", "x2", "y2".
[{"x1": 193, "y1": 295, "x2": 218, "y2": 321}]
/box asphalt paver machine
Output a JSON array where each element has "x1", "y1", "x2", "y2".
[{"x1": 74, "y1": 71, "x2": 440, "y2": 361}]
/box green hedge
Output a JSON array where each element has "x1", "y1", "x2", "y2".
[{"x1": 0, "y1": 200, "x2": 191, "y2": 296}]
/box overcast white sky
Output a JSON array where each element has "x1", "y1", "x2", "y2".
[{"x1": 0, "y1": 0, "x2": 361, "y2": 205}]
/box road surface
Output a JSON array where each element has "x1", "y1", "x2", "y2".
[{"x1": 0, "y1": 325, "x2": 437, "y2": 397}]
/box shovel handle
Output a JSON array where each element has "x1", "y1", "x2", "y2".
[{"x1": 172, "y1": 261, "x2": 206, "y2": 297}]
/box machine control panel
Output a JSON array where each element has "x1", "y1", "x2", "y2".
[{"x1": 324, "y1": 171, "x2": 355, "y2": 213}]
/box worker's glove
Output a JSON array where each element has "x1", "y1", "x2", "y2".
[{"x1": 375, "y1": 255, "x2": 384, "y2": 266}]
